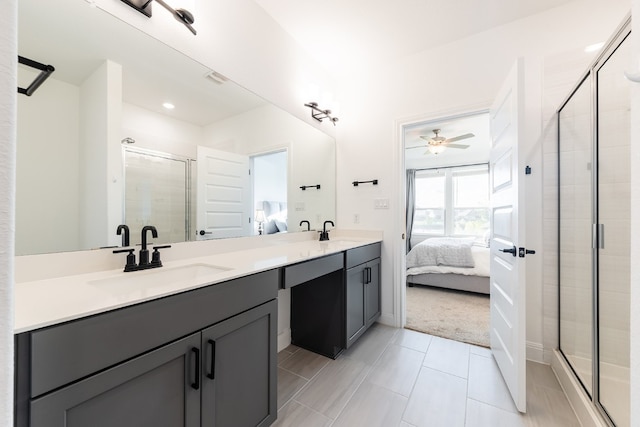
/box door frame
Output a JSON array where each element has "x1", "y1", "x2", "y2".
[{"x1": 392, "y1": 103, "x2": 491, "y2": 328}]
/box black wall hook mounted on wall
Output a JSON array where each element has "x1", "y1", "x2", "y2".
[
  {"x1": 17, "y1": 56, "x2": 55, "y2": 97},
  {"x1": 300, "y1": 184, "x2": 321, "y2": 190},
  {"x1": 352, "y1": 179, "x2": 378, "y2": 187}
]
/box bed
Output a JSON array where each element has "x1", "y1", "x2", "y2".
[
  {"x1": 406, "y1": 237, "x2": 490, "y2": 294},
  {"x1": 260, "y1": 200, "x2": 288, "y2": 234}
]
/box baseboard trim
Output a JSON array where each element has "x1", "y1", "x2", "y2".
[
  {"x1": 277, "y1": 328, "x2": 291, "y2": 353},
  {"x1": 551, "y1": 349, "x2": 608, "y2": 427},
  {"x1": 378, "y1": 313, "x2": 397, "y2": 327},
  {"x1": 526, "y1": 341, "x2": 545, "y2": 363}
]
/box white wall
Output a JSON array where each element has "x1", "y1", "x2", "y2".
[
  {"x1": 630, "y1": 1, "x2": 640, "y2": 425},
  {"x1": 335, "y1": 0, "x2": 630, "y2": 355},
  {"x1": 16, "y1": 73, "x2": 81, "y2": 255},
  {"x1": 0, "y1": 2, "x2": 16, "y2": 425},
  {"x1": 204, "y1": 104, "x2": 336, "y2": 231}
]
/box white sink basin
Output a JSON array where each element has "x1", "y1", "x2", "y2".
[{"x1": 90, "y1": 263, "x2": 231, "y2": 291}]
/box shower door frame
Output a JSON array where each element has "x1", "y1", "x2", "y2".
[{"x1": 557, "y1": 16, "x2": 631, "y2": 427}]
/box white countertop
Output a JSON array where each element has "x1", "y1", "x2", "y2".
[{"x1": 14, "y1": 236, "x2": 381, "y2": 334}]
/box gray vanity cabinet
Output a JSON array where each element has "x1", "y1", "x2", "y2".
[
  {"x1": 345, "y1": 243, "x2": 381, "y2": 348},
  {"x1": 15, "y1": 270, "x2": 279, "y2": 427},
  {"x1": 201, "y1": 300, "x2": 277, "y2": 427},
  {"x1": 30, "y1": 333, "x2": 201, "y2": 427}
]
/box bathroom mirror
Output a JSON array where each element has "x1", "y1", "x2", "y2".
[{"x1": 16, "y1": 0, "x2": 336, "y2": 256}]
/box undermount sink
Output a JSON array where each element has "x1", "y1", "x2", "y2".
[{"x1": 89, "y1": 263, "x2": 231, "y2": 290}]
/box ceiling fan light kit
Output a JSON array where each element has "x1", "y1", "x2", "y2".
[{"x1": 407, "y1": 128, "x2": 475, "y2": 155}]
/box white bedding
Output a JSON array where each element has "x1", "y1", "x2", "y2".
[
  {"x1": 407, "y1": 246, "x2": 490, "y2": 277},
  {"x1": 406, "y1": 237, "x2": 476, "y2": 268}
]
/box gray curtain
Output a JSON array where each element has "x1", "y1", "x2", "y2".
[{"x1": 405, "y1": 169, "x2": 416, "y2": 253}]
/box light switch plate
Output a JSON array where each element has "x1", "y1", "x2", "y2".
[{"x1": 374, "y1": 198, "x2": 389, "y2": 209}]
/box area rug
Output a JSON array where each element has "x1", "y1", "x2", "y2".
[{"x1": 405, "y1": 285, "x2": 490, "y2": 348}]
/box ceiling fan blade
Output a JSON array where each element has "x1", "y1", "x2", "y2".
[
  {"x1": 446, "y1": 144, "x2": 470, "y2": 149},
  {"x1": 419, "y1": 135, "x2": 432, "y2": 141},
  {"x1": 406, "y1": 145, "x2": 426, "y2": 150},
  {"x1": 445, "y1": 133, "x2": 474, "y2": 143}
]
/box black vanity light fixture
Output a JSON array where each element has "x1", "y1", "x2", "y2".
[
  {"x1": 119, "y1": 0, "x2": 197, "y2": 35},
  {"x1": 304, "y1": 102, "x2": 339, "y2": 125},
  {"x1": 352, "y1": 179, "x2": 378, "y2": 187}
]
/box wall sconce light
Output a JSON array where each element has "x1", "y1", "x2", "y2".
[
  {"x1": 304, "y1": 102, "x2": 339, "y2": 125},
  {"x1": 119, "y1": 0, "x2": 197, "y2": 35}
]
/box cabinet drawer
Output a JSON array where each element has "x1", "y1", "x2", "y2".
[
  {"x1": 28, "y1": 269, "x2": 279, "y2": 398},
  {"x1": 283, "y1": 253, "x2": 343, "y2": 289},
  {"x1": 346, "y1": 243, "x2": 381, "y2": 269}
]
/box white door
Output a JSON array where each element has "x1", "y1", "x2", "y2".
[
  {"x1": 489, "y1": 58, "x2": 527, "y2": 412},
  {"x1": 196, "y1": 146, "x2": 251, "y2": 240}
]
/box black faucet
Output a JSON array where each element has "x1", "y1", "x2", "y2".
[
  {"x1": 113, "y1": 225, "x2": 170, "y2": 272},
  {"x1": 299, "y1": 220, "x2": 311, "y2": 231},
  {"x1": 319, "y1": 220, "x2": 334, "y2": 241},
  {"x1": 116, "y1": 224, "x2": 130, "y2": 247},
  {"x1": 139, "y1": 225, "x2": 158, "y2": 266}
]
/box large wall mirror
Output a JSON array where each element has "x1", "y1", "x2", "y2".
[{"x1": 16, "y1": 0, "x2": 336, "y2": 256}]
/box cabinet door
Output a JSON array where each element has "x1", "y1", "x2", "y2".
[
  {"x1": 30, "y1": 333, "x2": 201, "y2": 427},
  {"x1": 201, "y1": 300, "x2": 277, "y2": 427},
  {"x1": 346, "y1": 264, "x2": 366, "y2": 348},
  {"x1": 365, "y1": 258, "x2": 381, "y2": 327}
]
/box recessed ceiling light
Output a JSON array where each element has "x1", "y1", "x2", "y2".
[
  {"x1": 584, "y1": 42, "x2": 604, "y2": 53},
  {"x1": 162, "y1": 102, "x2": 175, "y2": 110}
]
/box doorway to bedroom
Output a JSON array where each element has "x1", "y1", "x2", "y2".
[
  {"x1": 403, "y1": 111, "x2": 491, "y2": 347},
  {"x1": 251, "y1": 150, "x2": 288, "y2": 235}
]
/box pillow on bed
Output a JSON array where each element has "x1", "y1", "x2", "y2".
[
  {"x1": 406, "y1": 237, "x2": 475, "y2": 268},
  {"x1": 263, "y1": 220, "x2": 279, "y2": 234},
  {"x1": 274, "y1": 220, "x2": 288, "y2": 232}
]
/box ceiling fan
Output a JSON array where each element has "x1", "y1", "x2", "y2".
[{"x1": 408, "y1": 129, "x2": 475, "y2": 155}]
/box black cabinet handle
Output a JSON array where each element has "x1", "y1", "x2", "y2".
[
  {"x1": 362, "y1": 268, "x2": 367, "y2": 284},
  {"x1": 207, "y1": 339, "x2": 216, "y2": 380},
  {"x1": 191, "y1": 347, "x2": 200, "y2": 390},
  {"x1": 367, "y1": 267, "x2": 372, "y2": 284}
]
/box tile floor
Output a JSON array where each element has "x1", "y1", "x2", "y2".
[{"x1": 273, "y1": 324, "x2": 580, "y2": 427}]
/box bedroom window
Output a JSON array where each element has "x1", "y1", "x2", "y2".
[
  {"x1": 452, "y1": 169, "x2": 489, "y2": 236},
  {"x1": 413, "y1": 165, "x2": 489, "y2": 237},
  {"x1": 413, "y1": 173, "x2": 445, "y2": 234}
]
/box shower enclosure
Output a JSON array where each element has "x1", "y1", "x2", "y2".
[{"x1": 557, "y1": 18, "x2": 630, "y2": 427}]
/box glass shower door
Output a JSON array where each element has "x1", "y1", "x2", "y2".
[
  {"x1": 558, "y1": 76, "x2": 594, "y2": 396},
  {"x1": 596, "y1": 31, "x2": 631, "y2": 427}
]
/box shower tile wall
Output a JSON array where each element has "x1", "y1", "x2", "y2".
[
  {"x1": 124, "y1": 151, "x2": 189, "y2": 246},
  {"x1": 596, "y1": 34, "x2": 631, "y2": 427},
  {"x1": 541, "y1": 48, "x2": 596, "y2": 365},
  {"x1": 558, "y1": 77, "x2": 594, "y2": 394}
]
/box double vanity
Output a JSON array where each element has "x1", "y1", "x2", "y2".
[{"x1": 13, "y1": 232, "x2": 382, "y2": 427}]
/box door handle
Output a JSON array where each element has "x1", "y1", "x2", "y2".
[
  {"x1": 518, "y1": 247, "x2": 536, "y2": 257},
  {"x1": 191, "y1": 347, "x2": 201, "y2": 390},
  {"x1": 499, "y1": 245, "x2": 517, "y2": 256},
  {"x1": 206, "y1": 339, "x2": 216, "y2": 380}
]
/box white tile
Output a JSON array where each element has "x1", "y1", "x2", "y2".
[
  {"x1": 394, "y1": 328, "x2": 432, "y2": 353},
  {"x1": 465, "y1": 398, "x2": 524, "y2": 427},
  {"x1": 467, "y1": 354, "x2": 518, "y2": 413},
  {"x1": 294, "y1": 356, "x2": 370, "y2": 419},
  {"x1": 403, "y1": 367, "x2": 467, "y2": 427},
  {"x1": 368, "y1": 344, "x2": 424, "y2": 397},
  {"x1": 332, "y1": 381, "x2": 408, "y2": 427},
  {"x1": 273, "y1": 400, "x2": 332, "y2": 427},
  {"x1": 423, "y1": 336, "x2": 471, "y2": 379}
]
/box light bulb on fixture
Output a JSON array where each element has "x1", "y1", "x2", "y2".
[{"x1": 428, "y1": 145, "x2": 446, "y2": 155}]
